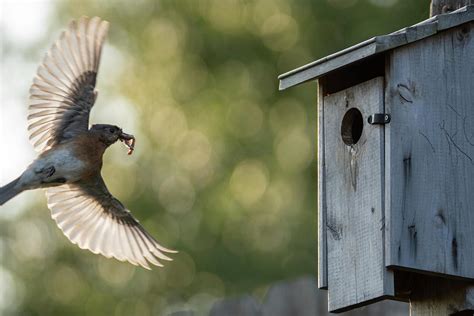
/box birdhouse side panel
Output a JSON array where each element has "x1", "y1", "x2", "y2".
[{"x1": 385, "y1": 23, "x2": 474, "y2": 280}]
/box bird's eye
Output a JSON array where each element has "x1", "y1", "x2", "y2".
[{"x1": 108, "y1": 128, "x2": 115, "y2": 134}]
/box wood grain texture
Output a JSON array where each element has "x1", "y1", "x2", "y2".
[
  {"x1": 324, "y1": 77, "x2": 394, "y2": 312},
  {"x1": 279, "y1": 39, "x2": 377, "y2": 90},
  {"x1": 409, "y1": 274, "x2": 474, "y2": 315},
  {"x1": 385, "y1": 23, "x2": 474, "y2": 280},
  {"x1": 317, "y1": 80, "x2": 328, "y2": 290}
]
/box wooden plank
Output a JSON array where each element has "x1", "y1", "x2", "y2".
[
  {"x1": 384, "y1": 52, "x2": 395, "y2": 271},
  {"x1": 436, "y1": 3, "x2": 473, "y2": 29},
  {"x1": 278, "y1": 39, "x2": 377, "y2": 90},
  {"x1": 403, "y1": 23, "x2": 438, "y2": 44},
  {"x1": 324, "y1": 77, "x2": 394, "y2": 312},
  {"x1": 317, "y1": 80, "x2": 328, "y2": 289},
  {"x1": 385, "y1": 24, "x2": 474, "y2": 280},
  {"x1": 374, "y1": 33, "x2": 408, "y2": 52}
]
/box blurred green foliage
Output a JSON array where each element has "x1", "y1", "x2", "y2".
[{"x1": 1, "y1": 0, "x2": 429, "y2": 315}]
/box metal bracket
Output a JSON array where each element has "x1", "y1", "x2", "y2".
[{"x1": 368, "y1": 113, "x2": 391, "y2": 125}]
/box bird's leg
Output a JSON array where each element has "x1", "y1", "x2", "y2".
[
  {"x1": 33, "y1": 165, "x2": 65, "y2": 186},
  {"x1": 36, "y1": 166, "x2": 56, "y2": 177}
]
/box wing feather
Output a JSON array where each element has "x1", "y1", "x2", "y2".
[
  {"x1": 30, "y1": 124, "x2": 56, "y2": 139},
  {"x1": 117, "y1": 220, "x2": 139, "y2": 266},
  {"x1": 106, "y1": 219, "x2": 121, "y2": 260},
  {"x1": 28, "y1": 16, "x2": 109, "y2": 152},
  {"x1": 131, "y1": 226, "x2": 164, "y2": 267},
  {"x1": 46, "y1": 180, "x2": 176, "y2": 269},
  {"x1": 87, "y1": 214, "x2": 107, "y2": 254},
  {"x1": 125, "y1": 223, "x2": 151, "y2": 270}
]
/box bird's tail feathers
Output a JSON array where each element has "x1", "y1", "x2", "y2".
[{"x1": 0, "y1": 177, "x2": 23, "y2": 206}]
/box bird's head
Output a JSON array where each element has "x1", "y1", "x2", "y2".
[{"x1": 90, "y1": 124, "x2": 135, "y2": 155}]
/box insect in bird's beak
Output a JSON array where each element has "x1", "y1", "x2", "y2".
[{"x1": 119, "y1": 132, "x2": 136, "y2": 155}]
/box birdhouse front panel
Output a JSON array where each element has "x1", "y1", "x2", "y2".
[{"x1": 323, "y1": 77, "x2": 394, "y2": 312}]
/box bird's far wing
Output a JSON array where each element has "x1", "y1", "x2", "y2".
[
  {"x1": 45, "y1": 176, "x2": 177, "y2": 269},
  {"x1": 28, "y1": 16, "x2": 109, "y2": 152}
]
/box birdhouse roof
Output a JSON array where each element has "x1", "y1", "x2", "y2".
[{"x1": 278, "y1": 5, "x2": 473, "y2": 90}]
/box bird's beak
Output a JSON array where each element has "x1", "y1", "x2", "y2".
[{"x1": 119, "y1": 132, "x2": 136, "y2": 155}]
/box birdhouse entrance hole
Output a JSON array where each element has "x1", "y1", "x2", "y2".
[{"x1": 341, "y1": 108, "x2": 363, "y2": 145}]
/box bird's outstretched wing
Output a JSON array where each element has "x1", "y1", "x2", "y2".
[
  {"x1": 28, "y1": 16, "x2": 108, "y2": 152},
  {"x1": 46, "y1": 176, "x2": 176, "y2": 269}
]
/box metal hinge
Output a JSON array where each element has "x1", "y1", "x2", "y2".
[{"x1": 368, "y1": 113, "x2": 391, "y2": 125}]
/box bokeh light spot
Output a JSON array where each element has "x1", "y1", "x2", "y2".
[
  {"x1": 261, "y1": 13, "x2": 299, "y2": 51},
  {"x1": 230, "y1": 160, "x2": 268, "y2": 206},
  {"x1": 0, "y1": 267, "x2": 21, "y2": 314},
  {"x1": 275, "y1": 130, "x2": 313, "y2": 173},
  {"x1": 146, "y1": 19, "x2": 181, "y2": 62},
  {"x1": 97, "y1": 257, "x2": 136, "y2": 287},
  {"x1": 47, "y1": 265, "x2": 85, "y2": 304},
  {"x1": 159, "y1": 175, "x2": 196, "y2": 214},
  {"x1": 247, "y1": 214, "x2": 290, "y2": 252},
  {"x1": 193, "y1": 272, "x2": 226, "y2": 297},
  {"x1": 166, "y1": 252, "x2": 196, "y2": 289},
  {"x1": 208, "y1": 0, "x2": 243, "y2": 33},
  {"x1": 226, "y1": 102, "x2": 264, "y2": 139},
  {"x1": 149, "y1": 104, "x2": 188, "y2": 147},
  {"x1": 175, "y1": 130, "x2": 212, "y2": 171},
  {"x1": 269, "y1": 98, "x2": 307, "y2": 134},
  {"x1": 12, "y1": 219, "x2": 53, "y2": 260}
]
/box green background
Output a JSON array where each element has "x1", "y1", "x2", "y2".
[{"x1": 1, "y1": 0, "x2": 429, "y2": 315}]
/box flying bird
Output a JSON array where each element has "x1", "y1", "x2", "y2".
[{"x1": 0, "y1": 16, "x2": 176, "y2": 269}]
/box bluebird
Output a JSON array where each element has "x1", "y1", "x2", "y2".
[{"x1": 0, "y1": 17, "x2": 176, "y2": 269}]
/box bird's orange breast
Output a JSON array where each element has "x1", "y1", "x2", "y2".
[{"x1": 69, "y1": 133, "x2": 106, "y2": 179}]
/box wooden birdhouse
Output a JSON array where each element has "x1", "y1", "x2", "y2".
[{"x1": 278, "y1": 5, "x2": 474, "y2": 313}]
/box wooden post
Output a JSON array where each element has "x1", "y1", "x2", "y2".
[
  {"x1": 408, "y1": 274, "x2": 474, "y2": 315},
  {"x1": 409, "y1": 2, "x2": 474, "y2": 315},
  {"x1": 430, "y1": 0, "x2": 473, "y2": 16}
]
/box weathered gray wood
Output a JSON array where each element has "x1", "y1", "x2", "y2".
[
  {"x1": 385, "y1": 23, "x2": 474, "y2": 280},
  {"x1": 317, "y1": 79, "x2": 328, "y2": 290},
  {"x1": 278, "y1": 5, "x2": 473, "y2": 90},
  {"x1": 409, "y1": 275, "x2": 474, "y2": 315},
  {"x1": 437, "y1": 4, "x2": 474, "y2": 30},
  {"x1": 431, "y1": 0, "x2": 473, "y2": 16},
  {"x1": 279, "y1": 38, "x2": 378, "y2": 90},
  {"x1": 324, "y1": 77, "x2": 394, "y2": 312}
]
